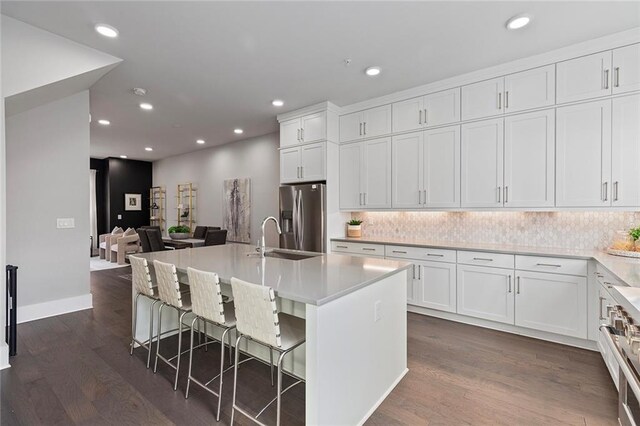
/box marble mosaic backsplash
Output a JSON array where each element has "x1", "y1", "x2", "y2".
[{"x1": 352, "y1": 211, "x2": 640, "y2": 250}]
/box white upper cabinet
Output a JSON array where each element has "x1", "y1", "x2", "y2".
[
  {"x1": 301, "y1": 111, "x2": 326, "y2": 143},
  {"x1": 423, "y1": 126, "x2": 460, "y2": 208},
  {"x1": 461, "y1": 118, "x2": 504, "y2": 208},
  {"x1": 504, "y1": 65, "x2": 555, "y2": 113},
  {"x1": 461, "y1": 77, "x2": 504, "y2": 121},
  {"x1": 503, "y1": 110, "x2": 555, "y2": 208},
  {"x1": 280, "y1": 142, "x2": 325, "y2": 184},
  {"x1": 339, "y1": 105, "x2": 392, "y2": 143},
  {"x1": 280, "y1": 118, "x2": 302, "y2": 148},
  {"x1": 612, "y1": 94, "x2": 640, "y2": 207},
  {"x1": 556, "y1": 51, "x2": 612, "y2": 104},
  {"x1": 392, "y1": 132, "x2": 422, "y2": 209},
  {"x1": 613, "y1": 43, "x2": 640, "y2": 94},
  {"x1": 556, "y1": 100, "x2": 612, "y2": 207},
  {"x1": 280, "y1": 147, "x2": 302, "y2": 183},
  {"x1": 392, "y1": 88, "x2": 461, "y2": 133},
  {"x1": 339, "y1": 142, "x2": 363, "y2": 209}
]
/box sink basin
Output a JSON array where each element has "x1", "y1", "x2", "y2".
[{"x1": 247, "y1": 250, "x2": 320, "y2": 261}]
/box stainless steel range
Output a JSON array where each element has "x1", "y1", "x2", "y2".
[{"x1": 601, "y1": 304, "x2": 640, "y2": 426}]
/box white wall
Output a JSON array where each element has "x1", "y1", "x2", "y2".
[
  {"x1": 6, "y1": 91, "x2": 92, "y2": 322},
  {"x1": 0, "y1": 18, "x2": 7, "y2": 365},
  {"x1": 153, "y1": 133, "x2": 281, "y2": 246}
]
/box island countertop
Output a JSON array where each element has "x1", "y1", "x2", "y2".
[{"x1": 136, "y1": 243, "x2": 411, "y2": 306}]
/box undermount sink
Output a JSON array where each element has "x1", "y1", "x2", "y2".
[{"x1": 248, "y1": 250, "x2": 320, "y2": 261}]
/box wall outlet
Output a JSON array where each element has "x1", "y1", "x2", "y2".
[
  {"x1": 56, "y1": 218, "x2": 75, "y2": 229},
  {"x1": 117, "y1": 214, "x2": 122, "y2": 220},
  {"x1": 374, "y1": 300, "x2": 382, "y2": 322}
]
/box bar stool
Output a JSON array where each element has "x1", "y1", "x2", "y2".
[
  {"x1": 230, "y1": 277, "x2": 305, "y2": 426},
  {"x1": 184, "y1": 267, "x2": 237, "y2": 421},
  {"x1": 153, "y1": 259, "x2": 195, "y2": 391},
  {"x1": 129, "y1": 256, "x2": 162, "y2": 368}
]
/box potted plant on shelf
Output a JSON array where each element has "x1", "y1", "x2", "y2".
[
  {"x1": 168, "y1": 225, "x2": 191, "y2": 240},
  {"x1": 630, "y1": 226, "x2": 640, "y2": 251},
  {"x1": 347, "y1": 219, "x2": 363, "y2": 238}
]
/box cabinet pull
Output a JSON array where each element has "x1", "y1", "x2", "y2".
[
  {"x1": 424, "y1": 109, "x2": 428, "y2": 125},
  {"x1": 614, "y1": 181, "x2": 619, "y2": 201},
  {"x1": 300, "y1": 166, "x2": 303, "y2": 179},
  {"x1": 516, "y1": 276, "x2": 521, "y2": 294},
  {"x1": 604, "y1": 69, "x2": 610, "y2": 90},
  {"x1": 504, "y1": 186, "x2": 508, "y2": 203},
  {"x1": 603, "y1": 182, "x2": 608, "y2": 202},
  {"x1": 599, "y1": 296, "x2": 605, "y2": 321},
  {"x1": 297, "y1": 129, "x2": 300, "y2": 141},
  {"x1": 419, "y1": 109, "x2": 423, "y2": 125},
  {"x1": 614, "y1": 67, "x2": 620, "y2": 88},
  {"x1": 362, "y1": 248, "x2": 376, "y2": 251},
  {"x1": 418, "y1": 264, "x2": 421, "y2": 280},
  {"x1": 536, "y1": 263, "x2": 562, "y2": 268},
  {"x1": 473, "y1": 257, "x2": 493, "y2": 261},
  {"x1": 418, "y1": 190, "x2": 422, "y2": 205},
  {"x1": 412, "y1": 264, "x2": 416, "y2": 280},
  {"x1": 359, "y1": 192, "x2": 363, "y2": 206},
  {"x1": 427, "y1": 253, "x2": 444, "y2": 257},
  {"x1": 363, "y1": 122, "x2": 367, "y2": 135},
  {"x1": 359, "y1": 122, "x2": 362, "y2": 136},
  {"x1": 363, "y1": 192, "x2": 367, "y2": 205},
  {"x1": 423, "y1": 189, "x2": 427, "y2": 205},
  {"x1": 505, "y1": 91, "x2": 509, "y2": 109},
  {"x1": 498, "y1": 92, "x2": 502, "y2": 110},
  {"x1": 392, "y1": 250, "x2": 407, "y2": 254},
  {"x1": 497, "y1": 186, "x2": 501, "y2": 203},
  {"x1": 508, "y1": 275, "x2": 512, "y2": 293},
  {"x1": 336, "y1": 245, "x2": 348, "y2": 249}
]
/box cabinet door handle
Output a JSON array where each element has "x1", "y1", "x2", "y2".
[
  {"x1": 424, "y1": 109, "x2": 428, "y2": 125},
  {"x1": 516, "y1": 276, "x2": 521, "y2": 294},
  {"x1": 508, "y1": 275, "x2": 512, "y2": 293},
  {"x1": 536, "y1": 263, "x2": 562, "y2": 268},
  {"x1": 498, "y1": 92, "x2": 502, "y2": 110},
  {"x1": 362, "y1": 248, "x2": 376, "y2": 251},
  {"x1": 297, "y1": 129, "x2": 300, "y2": 141},
  {"x1": 412, "y1": 264, "x2": 416, "y2": 280},
  {"x1": 359, "y1": 192, "x2": 362, "y2": 206},
  {"x1": 604, "y1": 69, "x2": 610, "y2": 90},
  {"x1": 426, "y1": 253, "x2": 444, "y2": 257},
  {"x1": 418, "y1": 190, "x2": 422, "y2": 205},
  {"x1": 505, "y1": 91, "x2": 509, "y2": 109},
  {"x1": 614, "y1": 67, "x2": 620, "y2": 88},
  {"x1": 599, "y1": 296, "x2": 606, "y2": 320},
  {"x1": 602, "y1": 182, "x2": 608, "y2": 202},
  {"x1": 614, "y1": 181, "x2": 619, "y2": 202},
  {"x1": 419, "y1": 109, "x2": 422, "y2": 125},
  {"x1": 336, "y1": 245, "x2": 348, "y2": 249},
  {"x1": 359, "y1": 122, "x2": 362, "y2": 136},
  {"x1": 301, "y1": 128, "x2": 304, "y2": 141},
  {"x1": 392, "y1": 250, "x2": 407, "y2": 254},
  {"x1": 473, "y1": 257, "x2": 493, "y2": 262},
  {"x1": 417, "y1": 264, "x2": 421, "y2": 280},
  {"x1": 497, "y1": 186, "x2": 501, "y2": 203},
  {"x1": 363, "y1": 122, "x2": 366, "y2": 135},
  {"x1": 504, "y1": 186, "x2": 508, "y2": 204},
  {"x1": 363, "y1": 192, "x2": 367, "y2": 205},
  {"x1": 423, "y1": 189, "x2": 427, "y2": 205}
]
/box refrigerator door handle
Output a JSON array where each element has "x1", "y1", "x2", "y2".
[
  {"x1": 292, "y1": 190, "x2": 299, "y2": 249},
  {"x1": 298, "y1": 190, "x2": 305, "y2": 249}
]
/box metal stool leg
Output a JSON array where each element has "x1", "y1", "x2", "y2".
[
  {"x1": 130, "y1": 293, "x2": 141, "y2": 355},
  {"x1": 174, "y1": 310, "x2": 187, "y2": 391},
  {"x1": 154, "y1": 303, "x2": 165, "y2": 372},
  {"x1": 228, "y1": 330, "x2": 233, "y2": 365},
  {"x1": 216, "y1": 327, "x2": 230, "y2": 422},
  {"x1": 231, "y1": 334, "x2": 243, "y2": 425},
  {"x1": 276, "y1": 351, "x2": 287, "y2": 426},
  {"x1": 185, "y1": 316, "x2": 198, "y2": 399},
  {"x1": 270, "y1": 348, "x2": 274, "y2": 387}
]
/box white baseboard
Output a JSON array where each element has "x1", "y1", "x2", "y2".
[
  {"x1": 17, "y1": 293, "x2": 93, "y2": 324},
  {"x1": 0, "y1": 342, "x2": 9, "y2": 370},
  {"x1": 357, "y1": 367, "x2": 409, "y2": 426}
]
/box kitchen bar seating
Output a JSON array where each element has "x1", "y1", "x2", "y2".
[
  {"x1": 230, "y1": 277, "x2": 306, "y2": 426},
  {"x1": 129, "y1": 256, "x2": 162, "y2": 368},
  {"x1": 184, "y1": 267, "x2": 237, "y2": 421},
  {"x1": 153, "y1": 259, "x2": 194, "y2": 390}
]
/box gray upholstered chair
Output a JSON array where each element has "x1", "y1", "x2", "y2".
[
  {"x1": 204, "y1": 229, "x2": 227, "y2": 246},
  {"x1": 111, "y1": 228, "x2": 141, "y2": 264},
  {"x1": 99, "y1": 227, "x2": 123, "y2": 261}
]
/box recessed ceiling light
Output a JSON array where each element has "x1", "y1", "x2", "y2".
[
  {"x1": 196, "y1": 139, "x2": 205, "y2": 145},
  {"x1": 506, "y1": 14, "x2": 532, "y2": 30},
  {"x1": 145, "y1": 147, "x2": 153, "y2": 151},
  {"x1": 120, "y1": 155, "x2": 127, "y2": 159},
  {"x1": 234, "y1": 128, "x2": 244, "y2": 134},
  {"x1": 97, "y1": 119, "x2": 110, "y2": 125},
  {"x1": 95, "y1": 24, "x2": 119, "y2": 38},
  {"x1": 133, "y1": 87, "x2": 147, "y2": 96},
  {"x1": 365, "y1": 66, "x2": 381, "y2": 77},
  {"x1": 139, "y1": 103, "x2": 153, "y2": 110},
  {"x1": 272, "y1": 99, "x2": 284, "y2": 107}
]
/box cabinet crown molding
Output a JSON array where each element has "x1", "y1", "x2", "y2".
[{"x1": 277, "y1": 101, "x2": 341, "y2": 123}]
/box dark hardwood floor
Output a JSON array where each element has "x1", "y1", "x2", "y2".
[{"x1": 1, "y1": 267, "x2": 618, "y2": 425}]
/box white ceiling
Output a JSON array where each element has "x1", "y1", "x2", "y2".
[{"x1": 2, "y1": 1, "x2": 639, "y2": 161}]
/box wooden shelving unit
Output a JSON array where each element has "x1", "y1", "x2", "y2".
[
  {"x1": 176, "y1": 183, "x2": 196, "y2": 233},
  {"x1": 149, "y1": 186, "x2": 165, "y2": 232}
]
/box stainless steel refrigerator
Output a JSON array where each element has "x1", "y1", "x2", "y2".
[{"x1": 279, "y1": 183, "x2": 326, "y2": 253}]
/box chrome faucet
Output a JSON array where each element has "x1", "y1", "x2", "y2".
[{"x1": 258, "y1": 216, "x2": 282, "y2": 257}]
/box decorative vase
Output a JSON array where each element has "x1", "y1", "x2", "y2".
[
  {"x1": 169, "y1": 232, "x2": 190, "y2": 240},
  {"x1": 347, "y1": 224, "x2": 362, "y2": 238}
]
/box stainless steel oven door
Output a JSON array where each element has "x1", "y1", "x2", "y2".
[{"x1": 601, "y1": 325, "x2": 640, "y2": 426}]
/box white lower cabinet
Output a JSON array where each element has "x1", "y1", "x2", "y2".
[
  {"x1": 514, "y1": 271, "x2": 587, "y2": 339},
  {"x1": 416, "y1": 261, "x2": 456, "y2": 313},
  {"x1": 597, "y1": 283, "x2": 619, "y2": 389},
  {"x1": 457, "y1": 264, "x2": 514, "y2": 325}
]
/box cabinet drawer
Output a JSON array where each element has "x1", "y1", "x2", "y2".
[
  {"x1": 515, "y1": 255, "x2": 587, "y2": 276},
  {"x1": 457, "y1": 250, "x2": 514, "y2": 269},
  {"x1": 385, "y1": 245, "x2": 456, "y2": 263},
  {"x1": 331, "y1": 241, "x2": 384, "y2": 257},
  {"x1": 595, "y1": 264, "x2": 623, "y2": 287}
]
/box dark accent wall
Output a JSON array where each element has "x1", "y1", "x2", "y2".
[{"x1": 90, "y1": 157, "x2": 153, "y2": 233}]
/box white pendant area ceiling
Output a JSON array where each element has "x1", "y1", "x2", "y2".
[{"x1": 2, "y1": 1, "x2": 639, "y2": 161}]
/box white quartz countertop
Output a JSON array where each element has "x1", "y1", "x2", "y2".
[
  {"x1": 332, "y1": 237, "x2": 640, "y2": 288},
  {"x1": 137, "y1": 243, "x2": 411, "y2": 306}
]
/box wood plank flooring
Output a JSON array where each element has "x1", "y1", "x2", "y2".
[{"x1": 1, "y1": 267, "x2": 618, "y2": 425}]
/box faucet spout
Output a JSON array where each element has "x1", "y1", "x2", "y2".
[{"x1": 259, "y1": 216, "x2": 282, "y2": 257}]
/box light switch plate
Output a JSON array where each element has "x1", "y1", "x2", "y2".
[
  {"x1": 117, "y1": 214, "x2": 122, "y2": 220},
  {"x1": 57, "y1": 218, "x2": 75, "y2": 229}
]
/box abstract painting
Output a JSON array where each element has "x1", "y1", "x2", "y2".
[{"x1": 223, "y1": 178, "x2": 251, "y2": 243}]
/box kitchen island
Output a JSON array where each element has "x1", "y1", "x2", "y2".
[{"x1": 135, "y1": 243, "x2": 411, "y2": 425}]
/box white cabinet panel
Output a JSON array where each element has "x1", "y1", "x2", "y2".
[
  {"x1": 392, "y1": 97, "x2": 423, "y2": 133},
  {"x1": 362, "y1": 138, "x2": 392, "y2": 208},
  {"x1": 423, "y1": 125, "x2": 460, "y2": 208},
  {"x1": 503, "y1": 110, "x2": 555, "y2": 207},
  {"x1": 339, "y1": 143, "x2": 362, "y2": 210},
  {"x1": 330, "y1": 241, "x2": 384, "y2": 257},
  {"x1": 417, "y1": 261, "x2": 457, "y2": 313},
  {"x1": 457, "y1": 265, "x2": 514, "y2": 325},
  {"x1": 392, "y1": 132, "x2": 422, "y2": 208},
  {"x1": 461, "y1": 77, "x2": 504, "y2": 121},
  {"x1": 556, "y1": 51, "x2": 612, "y2": 104},
  {"x1": 457, "y1": 250, "x2": 514, "y2": 269},
  {"x1": 363, "y1": 105, "x2": 392, "y2": 138},
  {"x1": 424, "y1": 88, "x2": 460, "y2": 127},
  {"x1": 300, "y1": 142, "x2": 325, "y2": 181},
  {"x1": 339, "y1": 111, "x2": 362, "y2": 143},
  {"x1": 515, "y1": 255, "x2": 587, "y2": 277},
  {"x1": 301, "y1": 112, "x2": 326, "y2": 143},
  {"x1": 613, "y1": 43, "x2": 640, "y2": 94},
  {"x1": 612, "y1": 94, "x2": 640, "y2": 207},
  {"x1": 556, "y1": 100, "x2": 612, "y2": 207},
  {"x1": 384, "y1": 245, "x2": 457, "y2": 263},
  {"x1": 461, "y1": 118, "x2": 504, "y2": 208},
  {"x1": 504, "y1": 65, "x2": 555, "y2": 113},
  {"x1": 280, "y1": 147, "x2": 301, "y2": 183},
  {"x1": 280, "y1": 118, "x2": 301, "y2": 148},
  {"x1": 515, "y1": 271, "x2": 587, "y2": 339}
]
